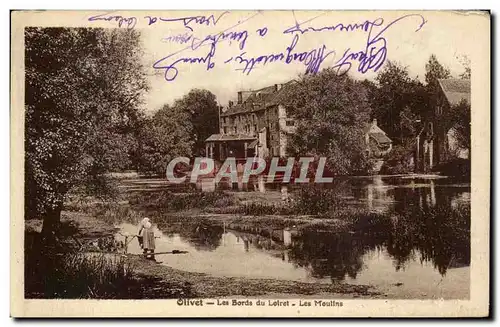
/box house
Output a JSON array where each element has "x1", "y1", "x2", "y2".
[
  {"x1": 364, "y1": 119, "x2": 393, "y2": 158},
  {"x1": 416, "y1": 78, "x2": 470, "y2": 172},
  {"x1": 205, "y1": 82, "x2": 296, "y2": 161},
  {"x1": 205, "y1": 82, "x2": 393, "y2": 168},
  {"x1": 363, "y1": 119, "x2": 393, "y2": 174}
]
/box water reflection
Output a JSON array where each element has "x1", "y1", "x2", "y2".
[
  {"x1": 168, "y1": 177, "x2": 471, "y2": 280},
  {"x1": 121, "y1": 176, "x2": 470, "y2": 298},
  {"x1": 197, "y1": 175, "x2": 470, "y2": 214}
]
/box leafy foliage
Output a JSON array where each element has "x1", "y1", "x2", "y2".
[
  {"x1": 369, "y1": 61, "x2": 427, "y2": 140},
  {"x1": 380, "y1": 142, "x2": 415, "y2": 175},
  {"x1": 137, "y1": 89, "x2": 219, "y2": 175},
  {"x1": 25, "y1": 27, "x2": 148, "y2": 232},
  {"x1": 280, "y1": 69, "x2": 372, "y2": 175},
  {"x1": 425, "y1": 54, "x2": 451, "y2": 87},
  {"x1": 458, "y1": 55, "x2": 471, "y2": 80},
  {"x1": 424, "y1": 54, "x2": 451, "y2": 117},
  {"x1": 137, "y1": 104, "x2": 194, "y2": 175},
  {"x1": 443, "y1": 99, "x2": 471, "y2": 152},
  {"x1": 173, "y1": 89, "x2": 220, "y2": 156}
]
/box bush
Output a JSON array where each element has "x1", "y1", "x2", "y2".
[
  {"x1": 25, "y1": 240, "x2": 135, "y2": 299},
  {"x1": 293, "y1": 186, "x2": 343, "y2": 215},
  {"x1": 433, "y1": 158, "x2": 470, "y2": 178},
  {"x1": 380, "y1": 144, "x2": 415, "y2": 175},
  {"x1": 129, "y1": 190, "x2": 237, "y2": 211}
]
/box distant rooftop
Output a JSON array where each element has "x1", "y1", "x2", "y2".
[
  {"x1": 205, "y1": 134, "x2": 256, "y2": 142},
  {"x1": 221, "y1": 81, "x2": 296, "y2": 117},
  {"x1": 438, "y1": 79, "x2": 471, "y2": 106}
]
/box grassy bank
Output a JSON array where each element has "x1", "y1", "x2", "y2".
[
  {"x1": 24, "y1": 210, "x2": 382, "y2": 299},
  {"x1": 124, "y1": 186, "x2": 390, "y2": 232},
  {"x1": 25, "y1": 180, "x2": 470, "y2": 299},
  {"x1": 24, "y1": 212, "x2": 194, "y2": 299}
]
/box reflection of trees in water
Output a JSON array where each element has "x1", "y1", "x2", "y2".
[
  {"x1": 154, "y1": 181, "x2": 470, "y2": 276},
  {"x1": 389, "y1": 185, "x2": 471, "y2": 274},
  {"x1": 387, "y1": 203, "x2": 470, "y2": 275},
  {"x1": 186, "y1": 224, "x2": 224, "y2": 251},
  {"x1": 158, "y1": 221, "x2": 224, "y2": 251},
  {"x1": 288, "y1": 192, "x2": 470, "y2": 280},
  {"x1": 288, "y1": 232, "x2": 380, "y2": 282}
]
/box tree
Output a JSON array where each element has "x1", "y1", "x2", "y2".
[
  {"x1": 370, "y1": 61, "x2": 427, "y2": 140},
  {"x1": 425, "y1": 54, "x2": 451, "y2": 87},
  {"x1": 280, "y1": 69, "x2": 372, "y2": 175},
  {"x1": 137, "y1": 105, "x2": 194, "y2": 175},
  {"x1": 425, "y1": 54, "x2": 451, "y2": 116},
  {"x1": 444, "y1": 99, "x2": 471, "y2": 153},
  {"x1": 173, "y1": 89, "x2": 219, "y2": 156},
  {"x1": 458, "y1": 55, "x2": 471, "y2": 80},
  {"x1": 25, "y1": 27, "x2": 148, "y2": 240}
]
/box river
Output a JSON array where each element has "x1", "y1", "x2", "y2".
[{"x1": 117, "y1": 175, "x2": 470, "y2": 299}]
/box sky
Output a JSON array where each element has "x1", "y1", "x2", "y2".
[{"x1": 137, "y1": 10, "x2": 483, "y2": 112}]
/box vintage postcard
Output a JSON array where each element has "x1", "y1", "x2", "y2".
[{"x1": 11, "y1": 10, "x2": 490, "y2": 317}]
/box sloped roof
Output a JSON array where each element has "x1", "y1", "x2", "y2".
[
  {"x1": 438, "y1": 79, "x2": 471, "y2": 106},
  {"x1": 370, "y1": 132, "x2": 392, "y2": 145},
  {"x1": 221, "y1": 81, "x2": 296, "y2": 117},
  {"x1": 363, "y1": 122, "x2": 387, "y2": 135},
  {"x1": 205, "y1": 133, "x2": 256, "y2": 142}
]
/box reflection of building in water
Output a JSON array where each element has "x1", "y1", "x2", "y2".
[
  {"x1": 366, "y1": 175, "x2": 393, "y2": 212},
  {"x1": 451, "y1": 192, "x2": 471, "y2": 208},
  {"x1": 243, "y1": 237, "x2": 249, "y2": 252},
  {"x1": 429, "y1": 180, "x2": 436, "y2": 206},
  {"x1": 281, "y1": 251, "x2": 290, "y2": 262},
  {"x1": 283, "y1": 228, "x2": 292, "y2": 246},
  {"x1": 362, "y1": 176, "x2": 471, "y2": 214},
  {"x1": 197, "y1": 178, "x2": 216, "y2": 192},
  {"x1": 280, "y1": 185, "x2": 291, "y2": 202},
  {"x1": 393, "y1": 178, "x2": 471, "y2": 214}
]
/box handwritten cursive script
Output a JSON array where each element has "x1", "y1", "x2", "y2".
[
  {"x1": 282, "y1": 14, "x2": 427, "y2": 75},
  {"x1": 88, "y1": 12, "x2": 138, "y2": 29},
  {"x1": 145, "y1": 12, "x2": 229, "y2": 31},
  {"x1": 332, "y1": 15, "x2": 427, "y2": 74},
  {"x1": 146, "y1": 12, "x2": 427, "y2": 81},
  {"x1": 228, "y1": 35, "x2": 334, "y2": 75}
]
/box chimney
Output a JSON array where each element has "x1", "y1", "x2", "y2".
[
  {"x1": 237, "y1": 91, "x2": 243, "y2": 104},
  {"x1": 228, "y1": 100, "x2": 233, "y2": 108},
  {"x1": 372, "y1": 118, "x2": 377, "y2": 126}
]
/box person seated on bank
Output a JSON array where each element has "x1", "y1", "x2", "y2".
[{"x1": 137, "y1": 217, "x2": 156, "y2": 260}]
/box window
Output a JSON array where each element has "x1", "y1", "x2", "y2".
[
  {"x1": 285, "y1": 120, "x2": 295, "y2": 127},
  {"x1": 223, "y1": 127, "x2": 227, "y2": 134}
]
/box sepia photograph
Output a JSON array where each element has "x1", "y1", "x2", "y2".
[{"x1": 10, "y1": 9, "x2": 490, "y2": 317}]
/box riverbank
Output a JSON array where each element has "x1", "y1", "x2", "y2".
[
  {"x1": 24, "y1": 210, "x2": 383, "y2": 299},
  {"x1": 25, "y1": 174, "x2": 471, "y2": 299}
]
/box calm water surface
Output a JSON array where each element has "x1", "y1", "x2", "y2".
[{"x1": 118, "y1": 176, "x2": 470, "y2": 299}]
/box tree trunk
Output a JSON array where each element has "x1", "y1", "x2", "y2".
[{"x1": 41, "y1": 203, "x2": 62, "y2": 244}]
